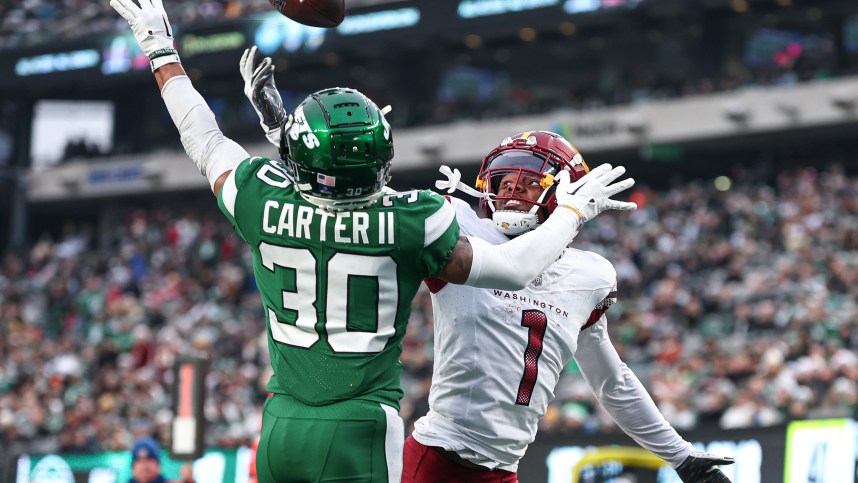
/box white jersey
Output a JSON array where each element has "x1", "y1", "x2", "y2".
[{"x1": 413, "y1": 197, "x2": 615, "y2": 471}]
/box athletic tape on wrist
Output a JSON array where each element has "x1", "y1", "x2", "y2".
[
  {"x1": 148, "y1": 48, "x2": 178, "y2": 60},
  {"x1": 560, "y1": 205, "x2": 586, "y2": 222},
  {"x1": 149, "y1": 48, "x2": 181, "y2": 72}
]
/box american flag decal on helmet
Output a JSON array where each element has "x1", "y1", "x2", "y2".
[{"x1": 317, "y1": 174, "x2": 336, "y2": 187}]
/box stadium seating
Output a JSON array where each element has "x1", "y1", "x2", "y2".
[{"x1": 2, "y1": 165, "x2": 856, "y2": 455}]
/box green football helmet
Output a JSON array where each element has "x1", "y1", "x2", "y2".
[{"x1": 280, "y1": 87, "x2": 394, "y2": 211}]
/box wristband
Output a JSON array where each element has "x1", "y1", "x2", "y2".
[
  {"x1": 149, "y1": 48, "x2": 181, "y2": 72},
  {"x1": 560, "y1": 204, "x2": 586, "y2": 222}
]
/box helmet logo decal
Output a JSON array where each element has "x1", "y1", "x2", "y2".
[
  {"x1": 303, "y1": 133, "x2": 320, "y2": 149},
  {"x1": 381, "y1": 113, "x2": 391, "y2": 140},
  {"x1": 367, "y1": 99, "x2": 392, "y2": 140},
  {"x1": 288, "y1": 106, "x2": 306, "y2": 141},
  {"x1": 289, "y1": 106, "x2": 321, "y2": 149}
]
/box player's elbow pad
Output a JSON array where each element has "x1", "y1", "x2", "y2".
[
  {"x1": 162, "y1": 76, "x2": 248, "y2": 189},
  {"x1": 464, "y1": 208, "x2": 582, "y2": 290}
]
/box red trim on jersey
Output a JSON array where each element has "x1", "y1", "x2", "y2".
[
  {"x1": 403, "y1": 436, "x2": 518, "y2": 483},
  {"x1": 581, "y1": 306, "x2": 608, "y2": 331},
  {"x1": 424, "y1": 278, "x2": 448, "y2": 293}
]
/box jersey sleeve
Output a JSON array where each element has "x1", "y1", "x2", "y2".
[
  {"x1": 216, "y1": 156, "x2": 271, "y2": 241},
  {"x1": 447, "y1": 196, "x2": 483, "y2": 236},
  {"x1": 415, "y1": 190, "x2": 460, "y2": 279},
  {"x1": 573, "y1": 318, "x2": 694, "y2": 466},
  {"x1": 579, "y1": 253, "x2": 618, "y2": 331}
]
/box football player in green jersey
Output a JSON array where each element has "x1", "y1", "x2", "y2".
[{"x1": 111, "y1": 2, "x2": 636, "y2": 480}]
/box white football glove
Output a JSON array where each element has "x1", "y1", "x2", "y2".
[
  {"x1": 240, "y1": 46, "x2": 292, "y2": 147},
  {"x1": 554, "y1": 164, "x2": 637, "y2": 222},
  {"x1": 109, "y1": 0, "x2": 180, "y2": 72}
]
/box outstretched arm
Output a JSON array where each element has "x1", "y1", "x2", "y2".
[
  {"x1": 240, "y1": 46, "x2": 292, "y2": 147},
  {"x1": 110, "y1": 0, "x2": 247, "y2": 197},
  {"x1": 438, "y1": 165, "x2": 637, "y2": 289},
  {"x1": 236, "y1": 55, "x2": 639, "y2": 291},
  {"x1": 574, "y1": 315, "x2": 694, "y2": 466},
  {"x1": 574, "y1": 316, "x2": 734, "y2": 481}
]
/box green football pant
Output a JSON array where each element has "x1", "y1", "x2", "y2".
[{"x1": 256, "y1": 394, "x2": 404, "y2": 483}]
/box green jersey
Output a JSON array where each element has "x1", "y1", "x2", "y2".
[{"x1": 217, "y1": 157, "x2": 459, "y2": 408}]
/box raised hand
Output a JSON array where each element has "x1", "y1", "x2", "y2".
[
  {"x1": 675, "y1": 451, "x2": 735, "y2": 483},
  {"x1": 109, "y1": 0, "x2": 179, "y2": 71},
  {"x1": 239, "y1": 45, "x2": 291, "y2": 147},
  {"x1": 554, "y1": 164, "x2": 637, "y2": 222}
]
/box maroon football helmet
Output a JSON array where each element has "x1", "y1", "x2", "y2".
[{"x1": 476, "y1": 131, "x2": 589, "y2": 235}]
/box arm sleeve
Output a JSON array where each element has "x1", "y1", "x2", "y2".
[
  {"x1": 216, "y1": 166, "x2": 247, "y2": 241},
  {"x1": 573, "y1": 315, "x2": 694, "y2": 468},
  {"x1": 418, "y1": 192, "x2": 461, "y2": 279},
  {"x1": 161, "y1": 75, "x2": 250, "y2": 189},
  {"x1": 464, "y1": 207, "x2": 581, "y2": 290}
]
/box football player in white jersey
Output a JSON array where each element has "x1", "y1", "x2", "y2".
[
  {"x1": 406, "y1": 131, "x2": 734, "y2": 483},
  {"x1": 236, "y1": 50, "x2": 732, "y2": 481}
]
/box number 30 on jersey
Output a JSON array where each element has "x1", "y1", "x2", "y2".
[{"x1": 259, "y1": 242, "x2": 399, "y2": 354}]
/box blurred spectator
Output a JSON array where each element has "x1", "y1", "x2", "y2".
[
  {"x1": 0, "y1": 163, "x2": 856, "y2": 458},
  {"x1": 130, "y1": 436, "x2": 167, "y2": 483},
  {"x1": 178, "y1": 462, "x2": 195, "y2": 483},
  {"x1": 0, "y1": 0, "x2": 272, "y2": 50},
  {"x1": 1, "y1": 1, "x2": 853, "y2": 133}
]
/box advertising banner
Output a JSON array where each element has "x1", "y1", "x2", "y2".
[
  {"x1": 517, "y1": 425, "x2": 786, "y2": 483},
  {"x1": 784, "y1": 419, "x2": 857, "y2": 483},
  {"x1": 14, "y1": 447, "x2": 252, "y2": 483}
]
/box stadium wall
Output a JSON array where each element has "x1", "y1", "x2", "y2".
[{"x1": 25, "y1": 75, "x2": 858, "y2": 202}]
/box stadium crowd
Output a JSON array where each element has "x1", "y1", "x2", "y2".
[
  {"x1": 3, "y1": 0, "x2": 854, "y2": 135},
  {"x1": 0, "y1": 0, "x2": 272, "y2": 50},
  {"x1": 0, "y1": 164, "x2": 856, "y2": 457}
]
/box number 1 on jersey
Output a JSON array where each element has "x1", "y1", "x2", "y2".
[{"x1": 516, "y1": 310, "x2": 548, "y2": 406}]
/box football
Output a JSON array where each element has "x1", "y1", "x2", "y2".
[{"x1": 269, "y1": 0, "x2": 345, "y2": 28}]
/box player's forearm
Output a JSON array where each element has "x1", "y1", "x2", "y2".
[
  {"x1": 110, "y1": 0, "x2": 243, "y2": 191},
  {"x1": 574, "y1": 317, "x2": 693, "y2": 467},
  {"x1": 154, "y1": 62, "x2": 186, "y2": 91},
  {"x1": 464, "y1": 208, "x2": 582, "y2": 290},
  {"x1": 159, "y1": 73, "x2": 248, "y2": 190}
]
